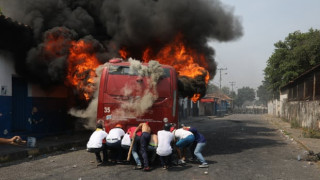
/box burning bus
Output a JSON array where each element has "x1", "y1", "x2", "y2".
[{"x1": 96, "y1": 58, "x2": 179, "y2": 133}]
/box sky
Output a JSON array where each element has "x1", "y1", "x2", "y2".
[{"x1": 209, "y1": 0, "x2": 320, "y2": 92}]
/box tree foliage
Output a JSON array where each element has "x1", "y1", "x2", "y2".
[
  {"x1": 221, "y1": 86, "x2": 231, "y2": 96},
  {"x1": 264, "y1": 29, "x2": 320, "y2": 98},
  {"x1": 206, "y1": 83, "x2": 220, "y2": 94},
  {"x1": 256, "y1": 81, "x2": 272, "y2": 105},
  {"x1": 234, "y1": 86, "x2": 255, "y2": 107}
]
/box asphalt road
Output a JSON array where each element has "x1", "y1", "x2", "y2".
[{"x1": 1, "y1": 114, "x2": 320, "y2": 180}]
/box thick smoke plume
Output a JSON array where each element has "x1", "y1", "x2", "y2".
[
  {"x1": 0, "y1": 0, "x2": 242, "y2": 84},
  {"x1": 0, "y1": 0, "x2": 242, "y2": 125}
]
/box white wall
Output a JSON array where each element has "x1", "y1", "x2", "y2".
[
  {"x1": 0, "y1": 53, "x2": 16, "y2": 96},
  {"x1": 268, "y1": 99, "x2": 280, "y2": 117},
  {"x1": 280, "y1": 93, "x2": 288, "y2": 117},
  {"x1": 0, "y1": 52, "x2": 67, "y2": 98}
]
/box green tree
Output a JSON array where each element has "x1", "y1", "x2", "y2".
[
  {"x1": 221, "y1": 86, "x2": 231, "y2": 96},
  {"x1": 206, "y1": 83, "x2": 219, "y2": 94},
  {"x1": 264, "y1": 29, "x2": 320, "y2": 98},
  {"x1": 234, "y1": 87, "x2": 255, "y2": 107},
  {"x1": 230, "y1": 91, "x2": 236, "y2": 100},
  {"x1": 256, "y1": 81, "x2": 272, "y2": 106}
]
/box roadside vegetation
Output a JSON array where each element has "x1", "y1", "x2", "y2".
[
  {"x1": 263, "y1": 29, "x2": 320, "y2": 98},
  {"x1": 302, "y1": 128, "x2": 320, "y2": 139}
]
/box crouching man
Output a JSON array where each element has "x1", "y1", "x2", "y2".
[{"x1": 87, "y1": 120, "x2": 108, "y2": 166}]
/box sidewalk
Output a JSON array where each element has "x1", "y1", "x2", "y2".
[
  {"x1": 0, "y1": 130, "x2": 91, "y2": 164},
  {"x1": 263, "y1": 115, "x2": 320, "y2": 154}
]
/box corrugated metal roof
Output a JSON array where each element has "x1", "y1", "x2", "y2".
[
  {"x1": 204, "y1": 92, "x2": 232, "y2": 100},
  {"x1": 281, "y1": 63, "x2": 320, "y2": 90}
]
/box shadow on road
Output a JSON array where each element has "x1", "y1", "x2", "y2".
[{"x1": 183, "y1": 115, "x2": 286, "y2": 157}]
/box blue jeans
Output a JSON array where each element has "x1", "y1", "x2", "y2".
[
  {"x1": 176, "y1": 135, "x2": 195, "y2": 148},
  {"x1": 132, "y1": 136, "x2": 141, "y2": 166},
  {"x1": 194, "y1": 142, "x2": 206, "y2": 164}
]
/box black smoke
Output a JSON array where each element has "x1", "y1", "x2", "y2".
[
  {"x1": 0, "y1": 0, "x2": 242, "y2": 98},
  {"x1": 0, "y1": 15, "x2": 33, "y2": 76}
]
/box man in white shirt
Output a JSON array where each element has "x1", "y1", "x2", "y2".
[
  {"x1": 171, "y1": 127, "x2": 195, "y2": 164},
  {"x1": 106, "y1": 124, "x2": 125, "y2": 163},
  {"x1": 157, "y1": 123, "x2": 174, "y2": 169},
  {"x1": 87, "y1": 121, "x2": 108, "y2": 165}
]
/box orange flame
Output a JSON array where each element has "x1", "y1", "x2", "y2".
[
  {"x1": 66, "y1": 40, "x2": 100, "y2": 100},
  {"x1": 144, "y1": 33, "x2": 210, "y2": 101},
  {"x1": 119, "y1": 33, "x2": 210, "y2": 102},
  {"x1": 191, "y1": 94, "x2": 201, "y2": 103},
  {"x1": 142, "y1": 47, "x2": 152, "y2": 62},
  {"x1": 119, "y1": 47, "x2": 128, "y2": 60}
]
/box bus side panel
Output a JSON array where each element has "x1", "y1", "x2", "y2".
[
  {"x1": 171, "y1": 68, "x2": 179, "y2": 127},
  {"x1": 97, "y1": 68, "x2": 107, "y2": 122}
]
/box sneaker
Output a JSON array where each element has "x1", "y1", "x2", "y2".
[
  {"x1": 171, "y1": 160, "x2": 178, "y2": 166},
  {"x1": 143, "y1": 166, "x2": 151, "y2": 171},
  {"x1": 178, "y1": 159, "x2": 186, "y2": 165},
  {"x1": 97, "y1": 162, "x2": 108, "y2": 166},
  {"x1": 162, "y1": 166, "x2": 168, "y2": 170},
  {"x1": 133, "y1": 165, "x2": 143, "y2": 170},
  {"x1": 111, "y1": 160, "x2": 116, "y2": 164},
  {"x1": 199, "y1": 163, "x2": 209, "y2": 168}
]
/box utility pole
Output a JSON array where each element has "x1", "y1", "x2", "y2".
[
  {"x1": 229, "y1": 81, "x2": 236, "y2": 93},
  {"x1": 218, "y1": 68, "x2": 227, "y2": 90},
  {"x1": 229, "y1": 81, "x2": 236, "y2": 111}
]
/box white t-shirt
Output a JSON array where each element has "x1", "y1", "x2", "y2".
[
  {"x1": 156, "y1": 130, "x2": 174, "y2": 156},
  {"x1": 173, "y1": 128, "x2": 193, "y2": 140},
  {"x1": 107, "y1": 128, "x2": 125, "y2": 143},
  {"x1": 87, "y1": 129, "x2": 108, "y2": 148}
]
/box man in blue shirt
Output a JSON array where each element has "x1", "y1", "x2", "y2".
[{"x1": 183, "y1": 125, "x2": 209, "y2": 168}]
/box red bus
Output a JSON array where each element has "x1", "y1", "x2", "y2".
[{"x1": 97, "y1": 59, "x2": 179, "y2": 133}]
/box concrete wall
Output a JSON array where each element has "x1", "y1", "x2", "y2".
[
  {"x1": 267, "y1": 99, "x2": 280, "y2": 117},
  {"x1": 279, "y1": 93, "x2": 288, "y2": 117},
  {"x1": 282, "y1": 100, "x2": 320, "y2": 129},
  {"x1": 268, "y1": 91, "x2": 320, "y2": 130}
]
